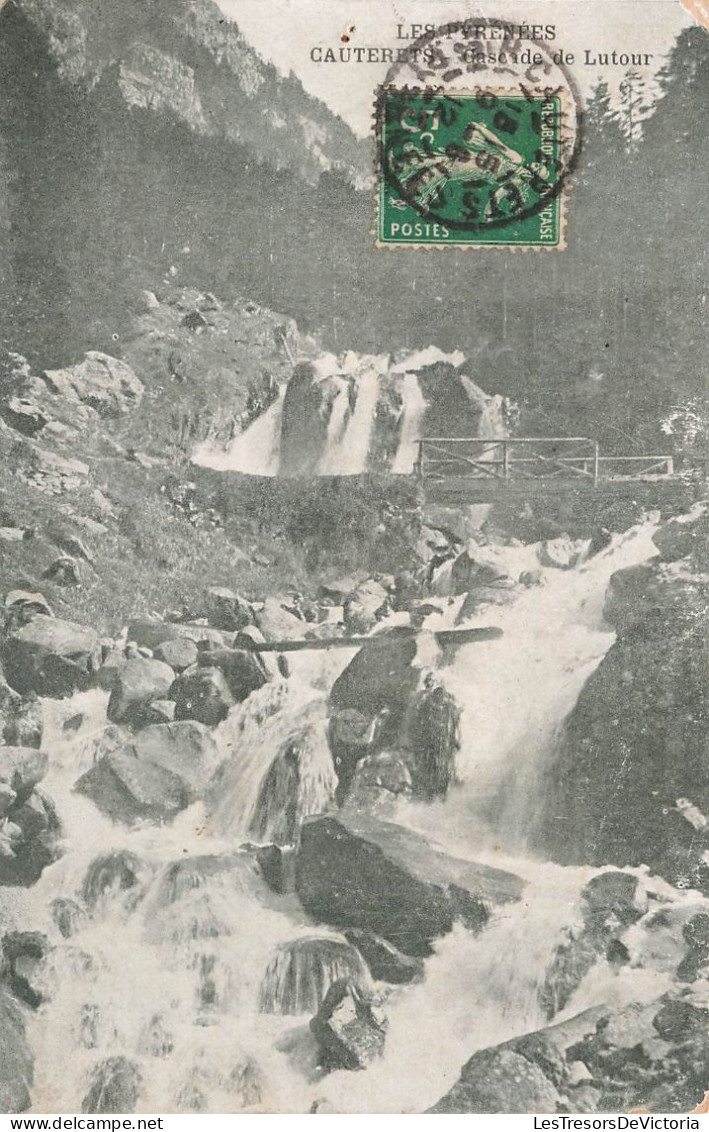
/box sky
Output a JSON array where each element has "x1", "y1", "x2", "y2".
[{"x1": 214, "y1": 0, "x2": 692, "y2": 135}]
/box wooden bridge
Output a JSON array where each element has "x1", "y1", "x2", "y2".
[{"x1": 414, "y1": 436, "x2": 679, "y2": 505}]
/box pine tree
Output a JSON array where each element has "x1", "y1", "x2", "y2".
[{"x1": 618, "y1": 71, "x2": 652, "y2": 150}]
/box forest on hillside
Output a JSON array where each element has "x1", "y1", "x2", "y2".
[{"x1": 0, "y1": 3, "x2": 706, "y2": 461}]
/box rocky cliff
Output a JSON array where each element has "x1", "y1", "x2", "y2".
[
  {"x1": 0, "y1": 0, "x2": 369, "y2": 365},
  {"x1": 541, "y1": 507, "x2": 709, "y2": 892}
]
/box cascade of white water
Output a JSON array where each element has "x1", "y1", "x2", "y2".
[
  {"x1": 192, "y1": 388, "x2": 285, "y2": 475},
  {"x1": 316, "y1": 378, "x2": 352, "y2": 474},
  {"x1": 328, "y1": 363, "x2": 382, "y2": 475},
  {"x1": 205, "y1": 680, "x2": 337, "y2": 843},
  {"x1": 391, "y1": 372, "x2": 427, "y2": 475},
  {"x1": 407, "y1": 521, "x2": 661, "y2": 856},
  {"x1": 13, "y1": 519, "x2": 679, "y2": 1115}
]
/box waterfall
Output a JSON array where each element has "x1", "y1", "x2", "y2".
[
  {"x1": 13, "y1": 519, "x2": 687, "y2": 1115},
  {"x1": 259, "y1": 936, "x2": 371, "y2": 1015},
  {"x1": 328, "y1": 363, "x2": 382, "y2": 475},
  {"x1": 192, "y1": 388, "x2": 285, "y2": 475},
  {"x1": 190, "y1": 346, "x2": 510, "y2": 477},
  {"x1": 407, "y1": 521, "x2": 660, "y2": 855},
  {"x1": 391, "y1": 373, "x2": 427, "y2": 475},
  {"x1": 317, "y1": 378, "x2": 352, "y2": 474},
  {"x1": 205, "y1": 681, "x2": 337, "y2": 845}
]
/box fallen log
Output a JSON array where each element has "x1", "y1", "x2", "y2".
[{"x1": 239, "y1": 626, "x2": 503, "y2": 654}]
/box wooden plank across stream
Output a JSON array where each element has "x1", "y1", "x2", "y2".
[{"x1": 247, "y1": 626, "x2": 503, "y2": 653}]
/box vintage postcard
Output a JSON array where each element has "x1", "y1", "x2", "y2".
[{"x1": 0, "y1": 0, "x2": 707, "y2": 1117}]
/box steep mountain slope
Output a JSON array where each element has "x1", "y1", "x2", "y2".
[
  {"x1": 0, "y1": 0, "x2": 370, "y2": 366},
  {"x1": 19, "y1": 0, "x2": 368, "y2": 186}
]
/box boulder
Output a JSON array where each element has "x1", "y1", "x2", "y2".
[
  {"x1": 41, "y1": 556, "x2": 86, "y2": 587},
  {"x1": 74, "y1": 750, "x2": 189, "y2": 825},
  {"x1": 153, "y1": 637, "x2": 198, "y2": 672},
  {"x1": 259, "y1": 937, "x2": 371, "y2": 1015},
  {"x1": 43, "y1": 353, "x2": 143, "y2": 419},
  {"x1": 538, "y1": 538, "x2": 586, "y2": 570},
  {"x1": 295, "y1": 812, "x2": 523, "y2": 957},
  {"x1": 318, "y1": 577, "x2": 361, "y2": 603},
  {"x1": 8, "y1": 439, "x2": 89, "y2": 493},
  {"x1": 95, "y1": 641, "x2": 126, "y2": 691},
  {"x1": 0, "y1": 748, "x2": 48, "y2": 805},
  {"x1": 127, "y1": 619, "x2": 228, "y2": 651},
  {"x1": 0, "y1": 679, "x2": 42, "y2": 748},
  {"x1": 204, "y1": 587, "x2": 253, "y2": 632},
  {"x1": 652, "y1": 507, "x2": 708, "y2": 568},
  {"x1": 678, "y1": 912, "x2": 709, "y2": 982},
  {"x1": 539, "y1": 872, "x2": 646, "y2": 1019},
  {"x1": 4, "y1": 591, "x2": 52, "y2": 619},
  {"x1": 0, "y1": 990, "x2": 33, "y2": 1112},
  {"x1": 50, "y1": 897, "x2": 87, "y2": 939},
  {"x1": 254, "y1": 844, "x2": 297, "y2": 895},
  {"x1": 82, "y1": 1056, "x2": 142, "y2": 1114},
  {"x1": 344, "y1": 929, "x2": 424, "y2": 984},
  {"x1": 171, "y1": 666, "x2": 234, "y2": 727},
  {"x1": 309, "y1": 979, "x2": 387, "y2": 1072},
  {"x1": 603, "y1": 562, "x2": 707, "y2": 640},
  {"x1": 1, "y1": 615, "x2": 101, "y2": 697},
  {"x1": 0, "y1": 787, "x2": 60, "y2": 886},
  {"x1": 430, "y1": 989, "x2": 709, "y2": 1114},
  {"x1": 450, "y1": 551, "x2": 509, "y2": 596},
  {"x1": 0, "y1": 394, "x2": 48, "y2": 437},
  {"x1": 140, "y1": 699, "x2": 176, "y2": 725},
  {"x1": 406, "y1": 678, "x2": 460, "y2": 802},
  {"x1": 343, "y1": 580, "x2": 389, "y2": 635},
  {"x1": 107, "y1": 658, "x2": 175, "y2": 726},
  {"x1": 0, "y1": 527, "x2": 25, "y2": 543},
  {"x1": 454, "y1": 585, "x2": 517, "y2": 621},
  {"x1": 48, "y1": 531, "x2": 94, "y2": 563},
  {"x1": 1, "y1": 931, "x2": 49, "y2": 1008},
  {"x1": 256, "y1": 597, "x2": 306, "y2": 642},
  {"x1": 81, "y1": 851, "x2": 153, "y2": 912},
  {"x1": 329, "y1": 632, "x2": 420, "y2": 727},
  {"x1": 131, "y1": 721, "x2": 220, "y2": 801},
  {"x1": 344, "y1": 750, "x2": 413, "y2": 814},
  {"x1": 196, "y1": 647, "x2": 267, "y2": 702},
  {"x1": 429, "y1": 1045, "x2": 564, "y2": 1113}
]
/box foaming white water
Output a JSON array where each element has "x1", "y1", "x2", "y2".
[
  {"x1": 193, "y1": 388, "x2": 285, "y2": 474},
  {"x1": 315, "y1": 860, "x2": 593, "y2": 1114},
  {"x1": 392, "y1": 372, "x2": 427, "y2": 475},
  {"x1": 317, "y1": 378, "x2": 352, "y2": 474},
  {"x1": 415, "y1": 521, "x2": 660, "y2": 853},
  {"x1": 332, "y1": 365, "x2": 381, "y2": 474},
  {"x1": 16, "y1": 517, "x2": 677, "y2": 1114},
  {"x1": 205, "y1": 680, "x2": 337, "y2": 842}
]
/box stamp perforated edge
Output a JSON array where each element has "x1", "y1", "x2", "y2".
[{"x1": 371, "y1": 85, "x2": 572, "y2": 252}]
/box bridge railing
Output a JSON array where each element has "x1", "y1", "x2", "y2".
[{"x1": 415, "y1": 437, "x2": 674, "y2": 486}]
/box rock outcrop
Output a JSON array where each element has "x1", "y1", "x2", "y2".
[
  {"x1": 42, "y1": 353, "x2": 143, "y2": 419},
  {"x1": 82, "y1": 1056, "x2": 142, "y2": 1115},
  {"x1": 0, "y1": 747, "x2": 59, "y2": 886},
  {"x1": 0, "y1": 990, "x2": 33, "y2": 1112},
  {"x1": 295, "y1": 812, "x2": 523, "y2": 957},
  {"x1": 107, "y1": 658, "x2": 175, "y2": 727},
  {"x1": 429, "y1": 990, "x2": 709, "y2": 1113},
  {"x1": 0, "y1": 678, "x2": 42, "y2": 748},
  {"x1": 309, "y1": 979, "x2": 387, "y2": 1072},
  {"x1": 75, "y1": 750, "x2": 189, "y2": 825},
  {"x1": 542, "y1": 512, "x2": 709, "y2": 891},
  {"x1": 1, "y1": 615, "x2": 101, "y2": 697}
]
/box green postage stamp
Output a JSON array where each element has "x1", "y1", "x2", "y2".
[{"x1": 376, "y1": 88, "x2": 565, "y2": 248}]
